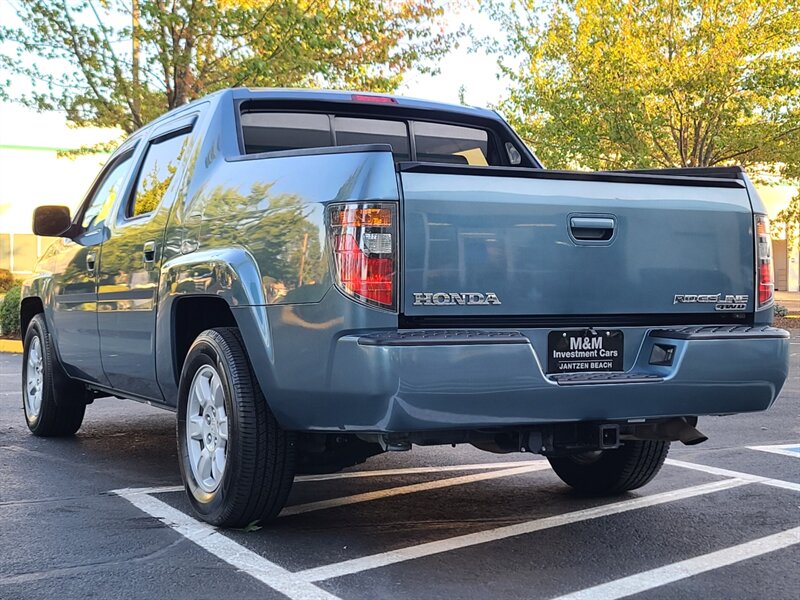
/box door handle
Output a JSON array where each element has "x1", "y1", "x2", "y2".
[
  {"x1": 86, "y1": 251, "x2": 96, "y2": 272},
  {"x1": 569, "y1": 217, "x2": 616, "y2": 241},
  {"x1": 143, "y1": 241, "x2": 156, "y2": 263}
]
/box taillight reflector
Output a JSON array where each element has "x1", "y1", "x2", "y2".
[{"x1": 327, "y1": 203, "x2": 397, "y2": 310}]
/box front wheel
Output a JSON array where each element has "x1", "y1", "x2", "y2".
[
  {"x1": 548, "y1": 440, "x2": 669, "y2": 495},
  {"x1": 177, "y1": 327, "x2": 295, "y2": 527},
  {"x1": 22, "y1": 314, "x2": 86, "y2": 437}
]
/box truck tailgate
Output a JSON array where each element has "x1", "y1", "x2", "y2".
[{"x1": 400, "y1": 166, "x2": 754, "y2": 319}]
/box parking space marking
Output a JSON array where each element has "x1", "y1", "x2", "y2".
[
  {"x1": 119, "y1": 461, "x2": 549, "y2": 498},
  {"x1": 747, "y1": 444, "x2": 800, "y2": 459},
  {"x1": 296, "y1": 479, "x2": 748, "y2": 583},
  {"x1": 114, "y1": 488, "x2": 341, "y2": 600},
  {"x1": 666, "y1": 458, "x2": 800, "y2": 492},
  {"x1": 551, "y1": 525, "x2": 800, "y2": 600},
  {"x1": 295, "y1": 460, "x2": 546, "y2": 482},
  {"x1": 281, "y1": 463, "x2": 549, "y2": 517}
]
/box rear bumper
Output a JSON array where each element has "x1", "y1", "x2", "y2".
[{"x1": 274, "y1": 326, "x2": 790, "y2": 432}]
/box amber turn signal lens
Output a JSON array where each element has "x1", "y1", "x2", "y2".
[{"x1": 330, "y1": 206, "x2": 393, "y2": 227}]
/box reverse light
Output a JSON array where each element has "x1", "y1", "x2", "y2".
[
  {"x1": 755, "y1": 214, "x2": 774, "y2": 309},
  {"x1": 327, "y1": 203, "x2": 398, "y2": 311}
]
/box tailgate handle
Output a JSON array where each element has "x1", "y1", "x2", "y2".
[{"x1": 569, "y1": 217, "x2": 615, "y2": 241}]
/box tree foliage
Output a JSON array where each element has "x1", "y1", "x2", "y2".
[
  {"x1": 1, "y1": 0, "x2": 454, "y2": 133},
  {"x1": 775, "y1": 190, "x2": 800, "y2": 244},
  {"x1": 0, "y1": 284, "x2": 21, "y2": 338},
  {"x1": 482, "y1": 0, "x2": 800, "y2": 174}
]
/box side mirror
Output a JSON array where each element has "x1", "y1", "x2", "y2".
[{"x1": 32, "y1": 205, "x2": 74, "y2": 237}]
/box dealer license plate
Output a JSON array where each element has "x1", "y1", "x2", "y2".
[{"x1": 547, "y1": 329, "x2": 624, "y2": 374}]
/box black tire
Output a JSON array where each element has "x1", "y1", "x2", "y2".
[
  {"x1": 548, "y1": 440, "x2": 670, "y2": 495},
  {"x1": 177, "y1": 327, "x2": 296, "y2": 528},
  {"x1": 22, "y1": 314, "x2": 86, "y2": 437}
]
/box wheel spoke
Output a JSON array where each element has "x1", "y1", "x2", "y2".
[
  {"x1": 213, "y1": 448, "x2": 226, "y2": 480},
  {"x1": 188, "y1": 415, "x2": 204, "y2": 440},
  {"x1": 198, "y1": 373, "x2": 213, "y2": 410},
  {"x1": 197, "y1": 448, "x2": 212, "y2": 481},
  {"x1": 190, "y1": 381, "x2": 204, "y2": 411},
  {"x1": 217, "y1": 415, "x2": 228, "y2": 441},
  {"x1": 211, "y1": 375, "x2": 224, "y2": 410}
]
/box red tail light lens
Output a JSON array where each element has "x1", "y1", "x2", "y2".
[
  {"x1": 755, "y1": 214, "x2": 774, "y2": 309},
  {"x1": 327, "y1": 203, "x2": 397, "y2": 311}
]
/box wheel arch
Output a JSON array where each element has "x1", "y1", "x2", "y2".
[
  {"x1": 20, "y1": 296, "x2": 45, "y2": 337},
  {"x1": 157, "y1": 248, "x2": 276, "y2": 406}
]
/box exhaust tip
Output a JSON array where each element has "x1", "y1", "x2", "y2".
[{"x1": 679, "y1": 425, "x2": 708, "y2": 446}]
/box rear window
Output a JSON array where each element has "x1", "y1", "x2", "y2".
[
  {"x1": 241, "y1": 112, "x2": 331, "y2": 154},
  {"x1": 413, "y1": 122, "x2": 489, "y2": 166},
  {"x1": 334, "y1": 117, "x2": 410, "y2": 160},
  {"x1": 239, "y1": 110, "x2": 515, "y2": 166}
]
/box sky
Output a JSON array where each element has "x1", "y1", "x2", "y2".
[{"x1": 398, "y1": 4, "x2": 510, "y2": 109}]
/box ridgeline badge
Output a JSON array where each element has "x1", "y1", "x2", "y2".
[{"x1": 673, "y1": 293, "x2": 748, "y2": 312}]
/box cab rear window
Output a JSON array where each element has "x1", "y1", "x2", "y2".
[
  {"x1": 413, "y1": 122, "x2": 489, "y2": 166},
  {"x1": 241, "y1": 112, "x2": 331, "y2": 154},
  {"x1": 239, "y1": 110, "x2": 512, "y2": 166}
]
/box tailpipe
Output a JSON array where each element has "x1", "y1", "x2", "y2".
[
  {"x1": 631, "y1": 417, "x2": 708, "y2": 446},
  {"x1": 677, "y1": 422, "x2": 708, "y2": 446}
]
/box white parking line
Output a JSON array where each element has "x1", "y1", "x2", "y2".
[
  {"x1": 296, "y1": 478, "x2": 748, "y2": 583},
  {"x1": 551, "y1": 525, "x2": 800, "y2": 600},
  {"x1": 747, "y1": 444, "x2": 800, "y2": 459},
  {"x1": 114, "y1": 488, "x2": 341, "y2": 600},
  {"x1": 281, "y1": 463, "x2": 549, "y2": 517},
  {"x1": 123, "y1": 461, "x2": 549, "y2": 497},
  {"x1": 295, "y1": 460, "x2": 547, "y2": 482},
  {"x1": 666, "y1": 458, "x2": 800, "y2": 492}
]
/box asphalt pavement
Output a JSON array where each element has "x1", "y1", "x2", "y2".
[{"x1": 1, "y1": 346, "x2": 799, "y2": 600}]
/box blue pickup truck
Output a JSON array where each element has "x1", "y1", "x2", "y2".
[{"x1": 21, "y1": 89, "x2": 789, "y2": 527}]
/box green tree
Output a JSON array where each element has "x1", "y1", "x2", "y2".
[
  {"x1": 1, "y1": 0, "x2": 454, "y2": 133},
  {"x1": 775, "y1": 190, "x2": 800, "y2": 244},
  {"x1": 482, "y1": 0, "x2": 800, "y2": 174}
]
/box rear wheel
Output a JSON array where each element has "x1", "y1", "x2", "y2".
[
  {"x1": 548, "y1": 440, "x2": 669, "y2": 495},
  {"x1": 177, "y1": 327, "x2": 296, "y2": 527},
  {"x1": 22, "y1": 314, "x2": 86, "y2": 436}
]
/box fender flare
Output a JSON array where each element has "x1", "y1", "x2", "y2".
[{"x1": 157, "y1": 247, "x2": 276, "y2": 404}]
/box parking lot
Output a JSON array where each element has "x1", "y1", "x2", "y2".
[{"x1": 1, "y1": 348, "x2": 799, "y2": 600}]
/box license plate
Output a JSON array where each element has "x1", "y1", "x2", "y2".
[{"x1": 547, "y1": 329, "x2": 624, "y2": 374}]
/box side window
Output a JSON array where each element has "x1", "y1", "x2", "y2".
[
  {"x1": 80, "y1": 154, "x2": 135, "y2": 229},
  {"x1": 334, "y1": 117, "x2": 410, "y2": 160},
  {"x1": 128, "y1": 132, "x2": 190, "y2": 218},
  {"x1": 240, "y1": 112, "x2": 332, "y2": 154},
  {"x1": 413, "y1": 122, "x2": 490, "y2": 166}
]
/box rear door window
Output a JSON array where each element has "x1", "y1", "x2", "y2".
[
  {"x1": 240, "y1": 112, "x2": 332, "y2": 154},
  {"x1": 333, "y1": 117, "x2": 410, "y2": 160},
  {"x1": 413, "y1": 122, "x2": 491, "y2": 166}
]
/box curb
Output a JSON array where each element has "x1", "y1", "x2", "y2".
[{"x1": 0, "y1": 339, "x2": 22, "y2": 353}]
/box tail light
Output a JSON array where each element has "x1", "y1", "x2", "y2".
[
  {"x1": 755, "y1": 214, "x2": 774, "y2": 309},
  {"x1": 326, "y1": 202, "x2": 398, "y2": 311}
]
